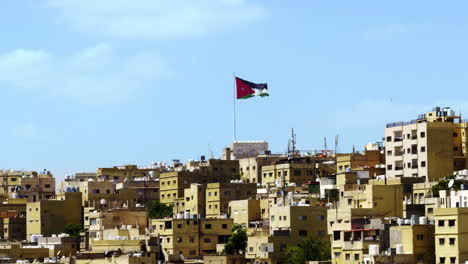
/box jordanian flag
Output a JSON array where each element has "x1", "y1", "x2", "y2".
[{"x1": 236, "y1": 77, "x2": 269, "y2": 99}]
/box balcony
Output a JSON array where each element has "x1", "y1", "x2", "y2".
[
  {"x1": 395, "y1": 166, "x2": 404, "y2": 171},
  {"x1": 394, "y1": 151, "x2": 404, "y2": 156},
  {"x1": 394, "y1": 137, "x2": 403, "y2": 142}
]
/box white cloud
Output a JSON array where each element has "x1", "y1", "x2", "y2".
[
  {"x1": 46, "y1": 0, "x2": 268, "y2": 39},
  {"x1": 0, "y1": 43, "x2": 169, "y2": 104}
]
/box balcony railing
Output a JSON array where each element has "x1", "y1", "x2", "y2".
[
  {"x1": 395, "y1": 166, "x2": 404, "y2": 171},
  {"x1": 386, "y1": 120, "x2": 419, "y2": 128}
]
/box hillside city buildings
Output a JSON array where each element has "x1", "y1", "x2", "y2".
[{"x1": 3, "y1": 106, "x2": 468, "y2": 264}]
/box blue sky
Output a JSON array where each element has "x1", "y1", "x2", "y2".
[{"x1": 2, "y1": 0, "x2": 468, "y2": 178}]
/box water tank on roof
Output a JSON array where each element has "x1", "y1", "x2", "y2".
[
  {"x1": 396, "y1": 244, "x2": 403, "y2": 254},
  {"x1": 419, "y1": 216, "x2": 428, "y2": 225},
  {"x1": 369, "y1": 244, "x2": 379, "y2": 256}
]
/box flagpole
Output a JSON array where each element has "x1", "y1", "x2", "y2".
[{"x1": 233, "y1": 73, "x2": 237, "y2": 142}]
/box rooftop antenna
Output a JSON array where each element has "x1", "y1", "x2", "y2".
[
  {"x1": 324, "y1": 136, "x2": 327, "y2": 153},
  {"x1": 291, "y1": 128, "x2": 296, "y2": 155},
  {"x1": 335, "y1": 134, "x2": 339, "y2": 154}
]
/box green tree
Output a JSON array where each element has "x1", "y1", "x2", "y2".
[
  {"x1": 146, "y1": 200, "x2": 173, "y2": 219},
  {"x1": 223, "y1": 224, "x2": 247, "y2": 254},
  {"x1": 286, "y1": 237, "x2": 331, "y2": 264},
  {"x1": 63, "y1": 223, "x2": 83, "y2": 238},
  {"x1": 431, "y1": 175, "x2": 463, "y2": 197}
]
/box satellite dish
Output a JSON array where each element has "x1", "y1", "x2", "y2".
[{"x1": 448, "y1": 179, "x2": 455, "y2": 188}]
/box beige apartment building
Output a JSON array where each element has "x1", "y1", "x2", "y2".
[
  {"x1": 238, "y1": 155, "x2": 284, "y2": 184},
  {"x1": 151, "y1": 217, "x2": 233, "y2": 260},
  {"x1": 0, "y1": 170, "x2": 55, "y2": 202},
  {"x1": 85, "y1": 208, "x2": 148, "y2": 241},
  {"x1": 97, "y1": 165, "x2": 159, "y2": 181},
  {"x1": 269, "y1": 205, "x2": 328, "y2": 241},
  {"x1": 205, "y1": 182, "x2": 257, "y2": 218},
  {"x1": 385, "y1": 107, "x2": 468, "y2": 182},
  {"x1": 434, "y1": 207, "x2": 468, "y2": 264},
  {"x1": 176, "y1": 183, "x2": 206, "y2": 216},
  {"x1": 26, "y1": 192, "x2": 83, "y2": 238},
  {"x1": 228, "y1": 199, "x2": 262, "y2": 228},
  {"x1": 336, "y1": 150, "x2": 384, "y2": 174}
]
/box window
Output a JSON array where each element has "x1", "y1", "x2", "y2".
[
  {"x1": 354, "y1": 254, "x2": 359, "y2": 261},
  {"x1": 249, "y1": 247, "x2": 254, "y2": 252},
  {"x1": 334, "y1": 252, "x2": 340, "y2": 258},
  {"x1": 449, "y1": 238, "x2": 455, "y2": 245},
  {"x1": 208, "y1": 192, "x2": 211, "y2": 197},
  {"x1": 450, "y1": 257, "x2": 456, "y2": 264},
  {"x1": 293, "y1": 170, "x2": 301, "y2": 176},
  {"x1": 420, "y1": 146, "x2": 426, "y2": 152},
  {"x1": 439, "y1": 238, "x2": 445, "y2": 245},
  {"x1": 214, "y1": 191, "x2": 218, "y2": 196},
  {"x1": 348, "y1": 199, "x2": 352, "y2": 205},
  {"x1": 11, "y1": 178, "x2": 17, "y2": 182},
  {"x1": 345, "y1": 254, "x2": 350, "y2": 261},
  {"x1": 420, "y1": 132, "x2": 426, "y2": 138},
  {"x1": 440, "y1": 257, "x2": 445, "y2": 264},
  {"x1": 177, "y1": 224, "x2": 182, "y2": 228},
  {"x1": 205, "y1": 224, "x2": 212, "y2": 229},
  {"x1": 428, "y1": 208, "x2": 433, "y2": 214},
  {"x1": 279, "y1": 216, "x2": 282, "y2": 221},
  {"x1": 204, "y1": 238, "x2": 211, "y2": 243},
  {"x1": 177, "y1": 237, "x2": 182, "y2": 243},
  {"x1": 189, "y1": 236, "x2": 195, "y2": 243},
  {"x1": 421, "y1": 161, "x2": 426, "y2": 167},
  {"x1": 298, "y1": 230, "x2": 308, "y2": 236},
  {"x1": 449, "y1": 220, "x2": 456, "y2": 227},
  {"x1": 222, "y1": 224, "x2": 228, "y2": 229},
  {"x1": 271, "y1": 215, "x2": 275, "y2": 221},
  {"x1": 387, "y1": 150, "x2": 392, "y2": 156},
  {"x1": 283, "y1": 216, "x2": 287, "y2": 221},
  {"x1": 298, "y1": 215, "x2": 307, "y2": 221},
  {"x1": 386, "y1": 136, "x2": 392, "y2": 142},
  {"x1": 454, "y1": 132, "x2": 458, "y2": 137},
  {"x1": 438, "y1": 220, "x2": 445, "y2": 227},
  {"x1": 317, "y1": 215, "x2": 325, "y2": 221},
  {"x1": 189, "y1": 250, "x2": 196, "y2": 255},
  {"x1": 416, "y1": 234, "x2": 424, "y2": 240},
  {"x1": 45, "y1": 184, "x2": 51, "y2": 188},
  {"x1": 387, "y1": 165, "x2": 393, "y2": 170}
]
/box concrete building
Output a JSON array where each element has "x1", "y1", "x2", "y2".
[
  {"x1": 74, "y1": 251, "x2": 158, "y2": 264},
  {"x1": 269, "y1": 204, "x2": 327, "y2": 241},
  {"x1": 205, "y1": 182, "x2": 257, "y2": 218},
  {"x1": 336, "y1": 150, "x2": 384, "y2": 174},
  {"x1": 1, "y1": 217, "x2": 26, "y2": 240},
  {"x1": 26, "y1": 192, "x2": 83, "y2": 238},
  {"x1": 388, "y1": 223, "x2": 435, "y2": 264},
  {"x1": 151, "y1": 217, "x2": 233, "y2": 260},
  {"x1": 0, "y1": 170, "x2": 55, "y2": 202},
  {"x1": 85, "y1": 208, "x2": 148, "y2": 241},
  {"x1": 434, "y1": 207, "x2": 468, "y2": 264},
  {"x1": 229, "y1": 199, "x2": 262, "y2": 228},
  {"x1": 385, "y1": 107, "x2": 468, "y2": 181},
  {"x1": 239, "y1": 155, "x2": 284, "y2": 184},
  {"x1": 204, "y1": 254, "x2": 247, "y2": 264},
  {"x1": 60, "y1": 180, "x2": 140, "y2": 209},
  {"x1": 231, "y1": 141, "x2": 269, "y2": 160},
  {"x1": 115, "y1": 179, "x2": 159, "y2": 205},
  {"x1": 97, "y1": 165, "x2": 159, "y2": 181},
  {"x1": 261, "y1": 160, "x2": 317, "y2": 187},
  {"x1": 178, "y1": 183, "x2": 206, "y2": 216}
]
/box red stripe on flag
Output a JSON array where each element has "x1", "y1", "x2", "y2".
[{"x1": 236, "y1": 77, "x2": 255, "y2": 99}]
